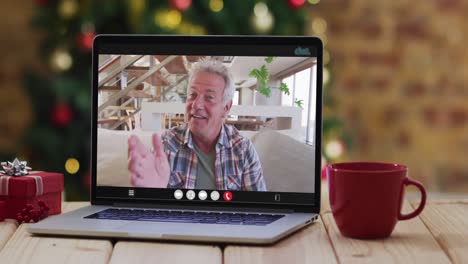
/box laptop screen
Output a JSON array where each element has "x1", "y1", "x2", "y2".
[{"x1": 92, "y1": 36, "x2": 322, "y2": 210}]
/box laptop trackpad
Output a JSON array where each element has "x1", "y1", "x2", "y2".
[{"x1": 118, "y1": 222, "x2": 191, "y2": 237}]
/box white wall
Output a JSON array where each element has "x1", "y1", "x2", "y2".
[
  {"x1": 254, "y1": 79, "x2": 282, "y2": 106},
  {"x1": 240, "y1": 87, "x2": 254, "y2": 105}
]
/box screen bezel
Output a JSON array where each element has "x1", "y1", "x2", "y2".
[{"x1": 91, "y1": 35, "x2": 323, "y2": 213}]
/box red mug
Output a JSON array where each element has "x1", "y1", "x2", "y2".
[{"x1": 326, "y1": 162, "x2": 426, "y2": 239}]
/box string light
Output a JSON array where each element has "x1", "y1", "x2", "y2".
[
  {"x1": 49, "y1": 49, "x2": 73, "y2": 72},
  {"x1": 65, "y1": 158, "x2": 80, "y2": 174},
  {"x1": 254, "y1": 2, "x2": 268, "y2": 17},
  {"x1": 324, "y1": 50, "x2": 330, "y2": 65},
  {"x1": 170, "y1": 0, "x2": 191, "y2": 12},
  {"x1": 58, "y1": 0, "x2": 78, "y2": 19},
  {"x1": 252, "y1": 2, "x2": 274, "y2": 33},
  {"x1": 289, "y1": 0, "x2": 306, "y2": 9},
  {"x1": 190, "y1": 25, "x2": 206, "y2": 35},
  {"x1": 129, "y1": 0, "x2": 145, "y2": 26},
  {"x1": 130, "y1": 0, "x2": 145, "y2": 13},
  {"x1": 323, "y1": 67, "x2": 330, "y2": 86},
  {"x1": 166, "y1": 10, "x2": 182, "y2": 29},
  {"x1": 312, "y1": 17, "x2": 327, "y2": 35},
  {"x1": 154, "y1": 9, "x2": 182, "y2": 30},
  {"x1": 321, "y1": 35, "x2": 328, "y2": 46},
  {"x1": 177, "y1": 22, "x2": 207, "y2": 35},
  {"x1": 325, "y1": 140, "x2": 344, "y2": 159},
  {"x1": 209, "y1": 0, "x2": 223, "y2": 12},
  {"x1": 178, "y1": 22, "x2": 191, "y2": 34}
]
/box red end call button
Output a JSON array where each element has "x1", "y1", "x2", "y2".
[{"x1": 223, "y1": 191, "x2": 233, "y2": 201}]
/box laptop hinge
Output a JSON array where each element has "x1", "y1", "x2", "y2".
[{"x1": 112, "y1": 203, "x2": 295, "y2": 214}]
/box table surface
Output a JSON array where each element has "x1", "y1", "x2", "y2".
[{"x1": 0, "y1": 186, "x2": 467, "y2": 263}]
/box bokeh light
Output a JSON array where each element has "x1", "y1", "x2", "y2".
[
  {"x1": 65, "y1": 158, "x2": 80, "y2": 174},
  {"x1": 154, "y1": 9, "x2": 182, "y2": 30},
  {"x1": 209, "y1": 0, "x2": 223, "y2": 12}
]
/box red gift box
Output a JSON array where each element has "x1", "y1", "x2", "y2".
[
  {"x1": 0, "y1": 201, "x2": 5, "y2": 221},
  {"x1": 0, "y1": 172, "x2": 63, "y2": 219}
]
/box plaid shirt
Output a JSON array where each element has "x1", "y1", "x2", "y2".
[{"x1": 161, "y1": 123, "x2": 266, "y2": 191}]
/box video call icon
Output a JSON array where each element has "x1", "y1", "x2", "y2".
[
  {"x1": 223, "y1": 191, "x2": 233, "y2": 201},
  {"x1": 174, "y1": 189, "x2": 183, "y2": 200},
  {"x1": 210, "y1": 191, "x2": 220, "y2": 201},
  {"x1": 186, "y1": 190, "x2": 196, "y2": 200},
  {"x1": 198, "y1": 190, "x2": 208, "y2": 200}
]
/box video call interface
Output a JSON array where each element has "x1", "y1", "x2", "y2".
[{"x1": 96, "y1": 53, "x2": 318, "y2": 203}]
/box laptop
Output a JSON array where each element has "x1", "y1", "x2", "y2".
[{"x1": 29, "y1": 35, "x2": 323, "y2": 244}]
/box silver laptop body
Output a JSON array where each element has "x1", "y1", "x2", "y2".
[{"x1": 29, "y1": 35, "x2": 323, "y2": 244}]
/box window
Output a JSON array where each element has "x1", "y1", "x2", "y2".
[
  {"x1": 233, "y1": 90, "x2": 240, "y2": 105},
  {"x1": 281, "y1": 65, "x2": 317, "y2": 144}
]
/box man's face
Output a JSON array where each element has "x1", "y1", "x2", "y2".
[{"x1": 186, "y1": 71, "x2": 231, "y2": 142}]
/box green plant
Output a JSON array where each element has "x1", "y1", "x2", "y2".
[
  {"x1": 294, "y1": 99, "x2": 304, "y2": 108},
  {"x1": 249, "y1": 63, "x2": 272, "y2": 97},
  {"x1": 249, "y1": 57, "x2": 303, "y2": 107},
  {"x1": 249, "y1": 57, "x2": 299, "y2": 103}
]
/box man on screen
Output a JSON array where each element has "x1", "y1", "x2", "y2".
[{"x1": 128, "y1": 58, "x2": 266, "y2": 191}]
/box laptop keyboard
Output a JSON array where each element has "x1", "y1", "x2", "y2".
[{"x1": 85, "y1": 208, "x2": 285, "y2": 226}]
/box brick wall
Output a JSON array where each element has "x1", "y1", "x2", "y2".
[
  {"x1": 310, "y1": 0, "x2": 468, "y2": 192},
  {"x1": 0, "y1": 1, "x2": 38, "y2": 153}
]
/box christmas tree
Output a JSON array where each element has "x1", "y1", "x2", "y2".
[{"x1": 19, "y1": 0, "x2": 326, "y2": 200}]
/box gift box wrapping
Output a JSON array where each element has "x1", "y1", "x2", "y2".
[
  {"x1": 0, "y1": 172, "x2": 63, "y2": 219},
  {"x1": 0, "y1": 201, "x2": 5, "y2": 221}
]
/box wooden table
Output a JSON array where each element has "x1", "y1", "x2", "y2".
[{"x1": 0, "y1": 189, "x2": 467, "y2": 263}]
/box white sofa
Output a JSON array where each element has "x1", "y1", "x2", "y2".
[{"x1": 97, "y1": 128, "x2": 315, "y2": 193}]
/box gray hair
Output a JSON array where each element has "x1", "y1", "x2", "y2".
[{"x1": 187, "y1": 57, "x2": 235, "y2": 104}]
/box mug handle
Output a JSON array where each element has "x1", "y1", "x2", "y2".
[{"x1": 398, "y1": 177, "x2": 427, "y2": 220}]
